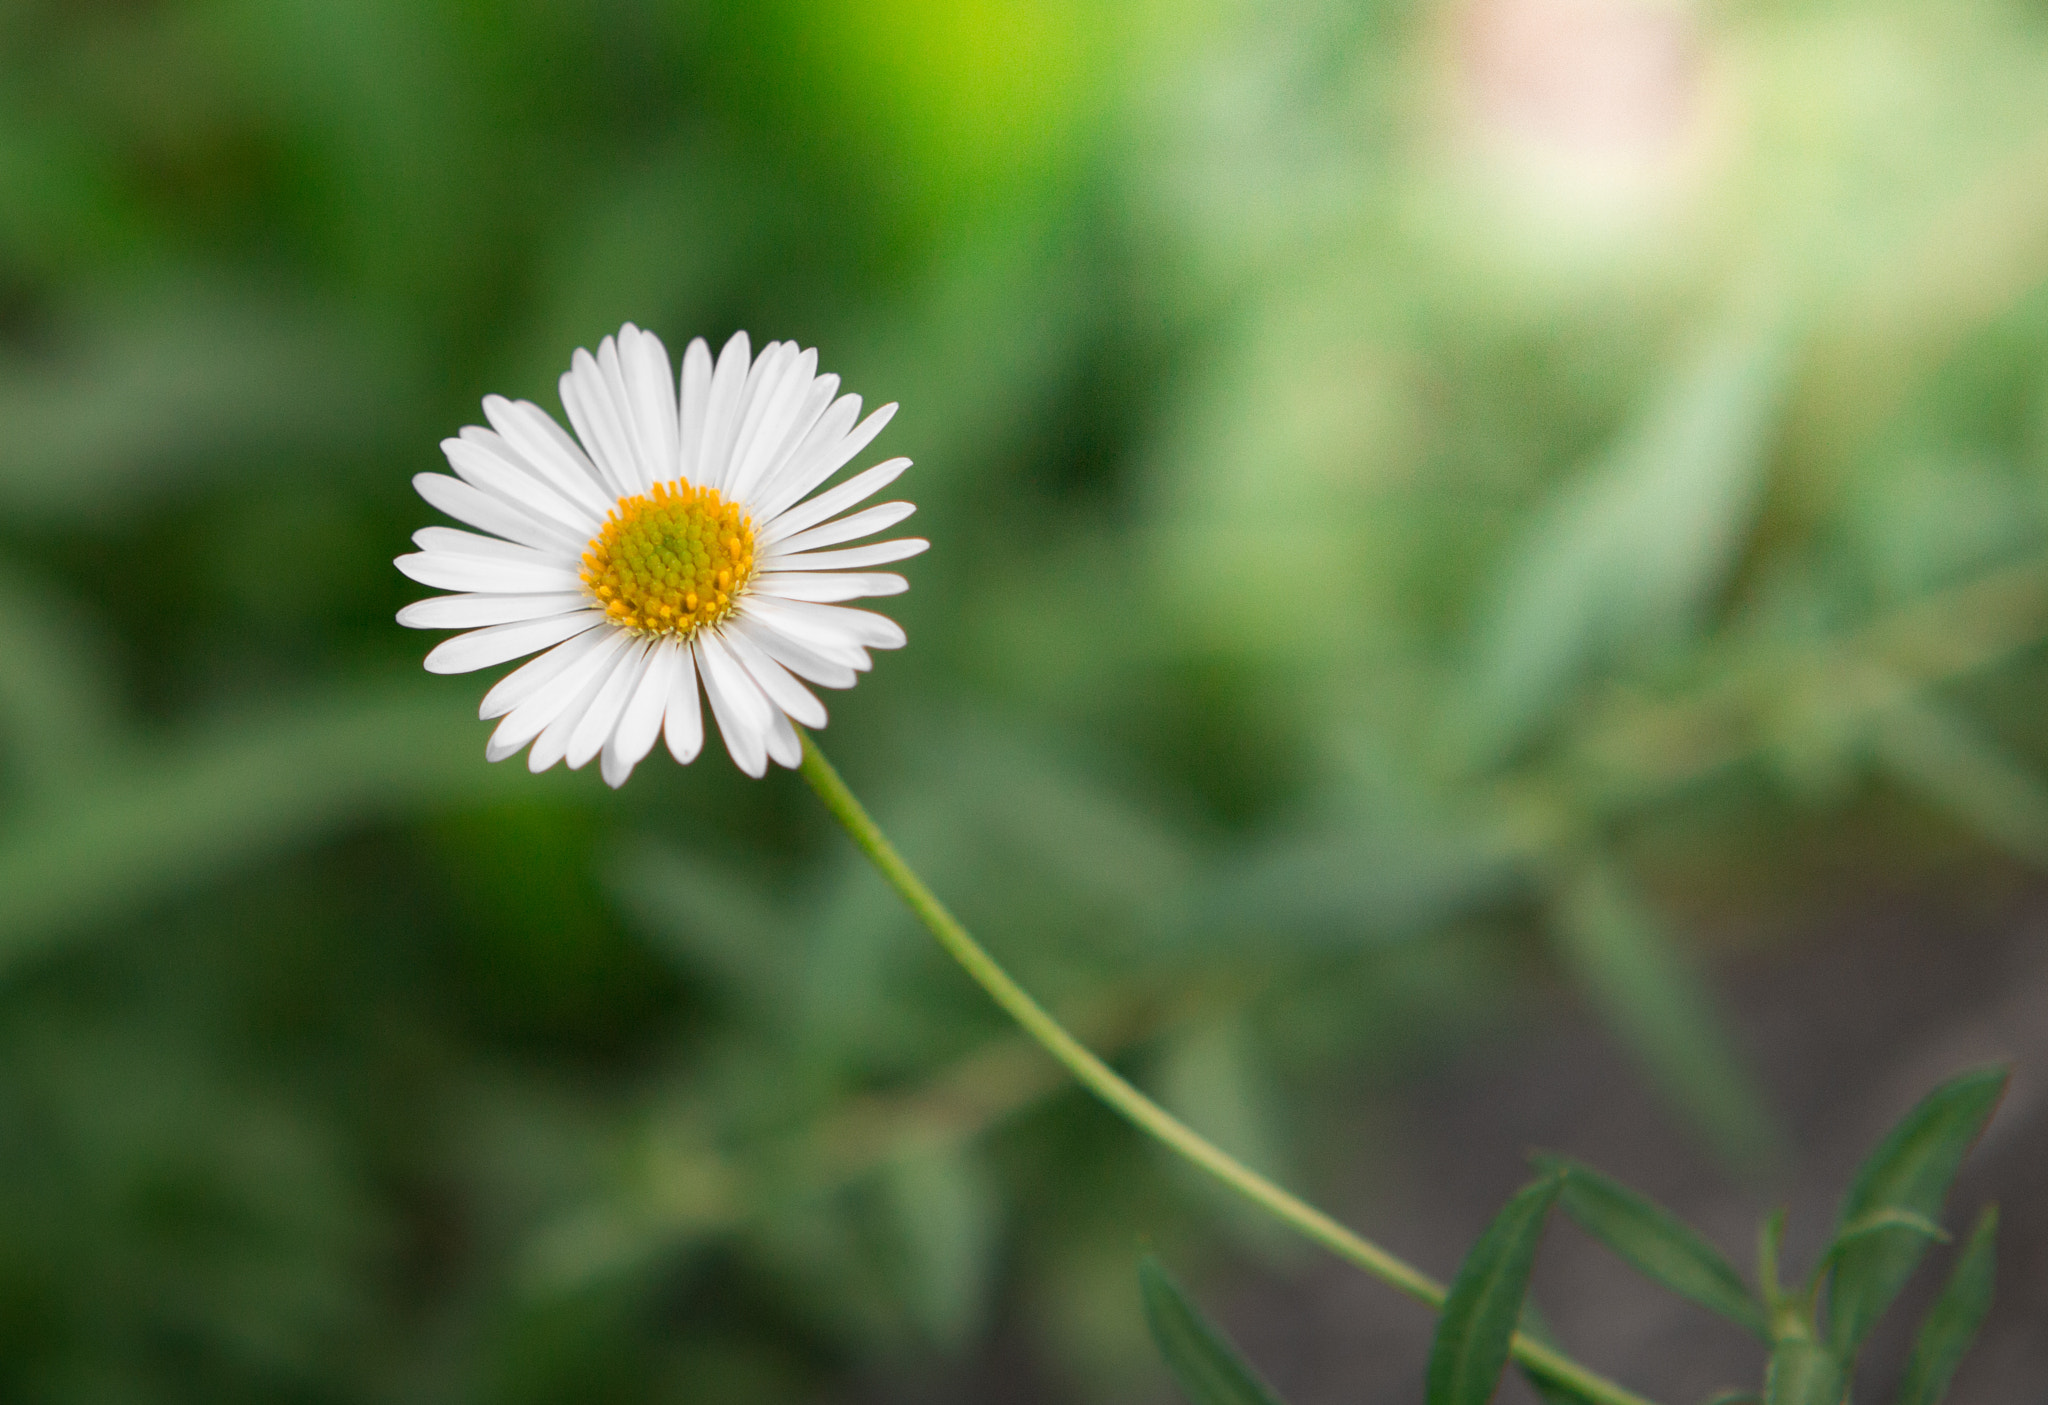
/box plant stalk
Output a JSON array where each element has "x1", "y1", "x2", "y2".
[{"x1": 797, "y1": 731, "x2": 1657, "y2": 1405}]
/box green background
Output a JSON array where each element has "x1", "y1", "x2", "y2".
[{"x1": 3, "y1": 0, "x2": 2047, "y2": 1399}]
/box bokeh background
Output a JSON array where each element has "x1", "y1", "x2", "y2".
[{"x1": 4, "y1": 0, "x2": 2048, "y2": 1401}]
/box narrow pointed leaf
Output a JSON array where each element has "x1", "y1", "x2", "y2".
[
  {"x1": 1765, "y1": 1340, "x2": 1844, "y2": 1405},
  {"x1": 1826, "y1": 1066, "x2": 2006, "y2": 1356},
  {"x1": 1539, "y1": 1155, "x2": 1766, "y2": 1338},
  {"x1": 1550, "y1": 860, "x2": 1777, "y2": 1169},
  {"x1": 1139, "y1": 1257, "x2": 1289, "y2": 1405},
  {"x1": 1893, "y1": 1206, "x2": 1998, "y2": 1405},
  {"x1": 1427, "y1": 1175, "x2": 1563, "y2": 1405}
]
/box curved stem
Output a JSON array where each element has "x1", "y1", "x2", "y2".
[{"x1": 798, "y1": 733, "x2": 1657, "y2": 1405}]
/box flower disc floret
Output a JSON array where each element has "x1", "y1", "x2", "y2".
[{"x1": 580, "y1": 481, "x2": 756, "y2": 637}]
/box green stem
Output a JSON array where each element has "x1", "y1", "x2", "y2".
[{"x1": 798, "y1": 732, "x2": 1657, "y2": 1405}]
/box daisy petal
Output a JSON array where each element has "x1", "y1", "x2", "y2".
[
  {"x1": 698, "y1": 331, "x2": 753, "y2": 492},
  {"x1": 491, "y1": 629, "x2": 632, "y2": 764},
  {"x1": 471, "y1": 406, "x2": 614, "y2": 519},
  {"x1": 749, "y1": 571, "x2": 908, "y2": 603},
  {"x1": 443, "y1": 432, "x2": 605, "y2": 534},
  {"x1": 677, "y1": 336, "x2": 714, "y2": 484},
  {"x1": 764, "y1": 708, "x2": 803, "y2": 770},
  {"x1": 568, "y1": 637, "x2": 654, "y2": 770},
  {"x1": 759, "y1": 458, "x2": 911, "y2": 545},
  {"x1": 529, "y1": 639, "x2": 633, "y2": 773},
  {"x1": 695, "y1": 631, "x2": 774, "y2": 777},
  {"x1": 743, "y1": 596, "x2": 908, "y2": 651},
  {"x1": 766, "y1": 500, "x2": 915, "y2": 557},
  {"x1": 620, "y1": 324, "x2": 680, "y2": 490},
  {"x1": 424, "y1": 612, "x2": 604, "y2": 674},
  {"x1": 728, "y1": 347, "x2": 821, "y2": 505},
  {"x1": 758, "y1": 538, "x2": 928, "y2": 572},
  {"x1": 562, "y1": 347, "x2": 637, "y2": 498},
  {"x1": 397, "y1": 591, "x2": 590, "y2": 630},
  {"x1": 754, "y1": 402, "x2": 898, "y2": 523},
  {"x1": 413, "y1": 472, "x2": 585, "y2": 553},
  {"x1": 722, "y1": 625, "x2": 827, "y2": 728},
  {"x1": 663, "y1": 642, "x2": 705, "y2": 764},
  {"x1": 395, "y1": 552, "x2": 584, "y2": 595},
  {"x1": 734, "y1": 614, "x2": 860, "y2": 688},
  {"x1": 604, "y1": 640, "x2": 678, "y2": 787},
  {"x1": 752, "y1": 394, "x2": 861, "y2": 522},
  {"x1": 479, "y1": 624, "x2": 615, "y2": 719}
]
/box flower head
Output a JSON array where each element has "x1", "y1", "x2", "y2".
[{"x1": 397, "y1": 326, "x2": 924, "y2": 784}]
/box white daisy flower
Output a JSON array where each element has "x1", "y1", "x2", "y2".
[{"x1": 396, "y1": 325, "x2": 925, "y2": 786}]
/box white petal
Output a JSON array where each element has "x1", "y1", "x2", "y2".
[
  {"x1": 760, "y1": 537, "x2": 927, "y2": 572},
  {"x1": 752, "y1": 394, "x2": 861, "y2": 521},
  {"x1": 568, "y1": 637, "x2": 654, "y2": 769},
  {"x1": 443, "y1": 432, "x2": 604, "y2": 535},
  {"x1": 413, "y1": 473, "x2": 585, "y2": 554},
  {"x1": 561, "y1": 347, "x2": 636, "y2": 498},
  {"x1": 732, "y1": 614, "x2": 860, "y2": 688},
  {"x1": 663, "y1": 642, "x2": 704, "y2": 764},
  {"x1": 728, "y1": 347, "x2": 821, "y2": 505},
  {"x1": 695, "y1": 631, "x2": 773, "y2": 777},
  {"x1": 397, "y1": 591, "x2": 590, "y2": 630},
  {"x1": 716, "y1": 341, "x2": 796, "y2": 502},
  {"x1": 758, "y1": 458, "x2": 910, "y2": 545},
  {"x1": 748, "y1": 571, "x2": 907, "y2": 603},
  {"x1": 765, "y1": 501, "x2": 915, "y2": 556},
  {"x1": 410, "y1": 526, "x2": 571, "y2": 563},
  {"x1": 764, "y1": 708, "x2": 802, "y2": 770},
  {"x1": 736, "y1": 371, "x2": 838, "y2": 512},
  {"x1": 396, "y1": 552, "x2": 584, "y2": 594},
  {"x1": 479, "y1": 624, "x2": 616, "y2": 719},
  {"x1": 754, "y1": 402, "x2": 897, "y2": 524},
  {"x1": 721, "y1": 625, "x2": 827, "y2": 728},
  {"x1": 620, "y1": 324, "x2": 680, "y2": 489},
  {"x1": 423, "y1": 611, "x2": 604, "y2": 674},
  {"x1": 490, "y1": 628, "x2": 632, "y2": 762},
  {"x1": 698, "y1": 331, "x2": 753, "y2": 492},
  {"x1": 741, "y1": 595, "x2": 907, "y2": 651},
  {"x1": 677, "y1": 336, "x2": 714, "y2": 484},
  {"x1": 528, "y1": 638, "x2": 633, "y2": 773},
  {"x1": 469, "y1": 407, "x2": 613, "y2": 519},
  {"x1": 604, "y1": 640, "x2": 678, "y2": 786}
]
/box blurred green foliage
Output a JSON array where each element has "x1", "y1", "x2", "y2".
[{"x1": 5, "y1": 0, "x2": 2048, "y2": 1399}]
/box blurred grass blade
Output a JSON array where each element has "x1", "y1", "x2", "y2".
[
  {"x1": 0, "y1": 684, "x2": 523, "y2": 974},
  {"x1": 1765, "y1": 1341, "x2": 1844, "y2": 1405},
  {"x1": 880, "y1": 1141, "x2": 1001, "y2": 1349},
  {"x1": 1825, "y1": 1066, "x2": 2007, "y2": 1357},
  {"x1": 1460, "y1": 311, "x2": 1788, "y2": 761},
  {"x1": 1138, "y1": 1257, "x2": 1289, "y2": 1405},
  {"x1": 1426, "y1": 1174, "x2": 1563, "y2": 1405},
  {"x1": 1551, "y1": 859, "x2": 1778, "y2": 1170},
  {"x1": 1537, "y1": 1155, "x2": 1766, "y2": 1338},
  {"x1": 1893, "y1": 1206, "x2": 1998, "y2": 1405},
  {"x1": 1868, "y1": 694, "x2": 2048, "y2": 870}
]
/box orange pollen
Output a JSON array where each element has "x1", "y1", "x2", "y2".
[{"x1": 579, "y1": 481, "x2": 757, "y2": 638}]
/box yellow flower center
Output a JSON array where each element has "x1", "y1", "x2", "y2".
[{"x1": 579, "y1": 481, "x2": 757, "y2": 636}]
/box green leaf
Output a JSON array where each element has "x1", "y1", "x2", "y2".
[
  {"x1": 1459, "y1": 309, "x2": 1788, "y2": 760},
  {"x1": 1139, "y1": 1257, "x2": 1289, "y2": 1405},
  {"x1": 1703, "y1": 1394, "x2": 1762, "y2": 1405},
  {"x1": 1826, "y1": 1066, "x2": 2007, "y2": 1357},
  {"x1": 1538, "y1": 1155, "x2": 1766, "y2": 1338},
  {"x1": 1426, "y1": 1174, "x2": 1563, "y2": 1405},
  {"x1": 1550, "y1": 859, "x2": 1778, "y2": 1170},
  {"x1": 880, "y1": 1141, "x2": 1001, "y2": 1349},
  {"x1": 1830, "y1": 1207, "x2": 1950, "y2": 1253},
  {"x1": 1892, "y1": 1206, "x2": 1998, "y2": 1405},
  {"x1": 1765, "y1": 1339, "x2": 1844, "y2": 1405}
]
